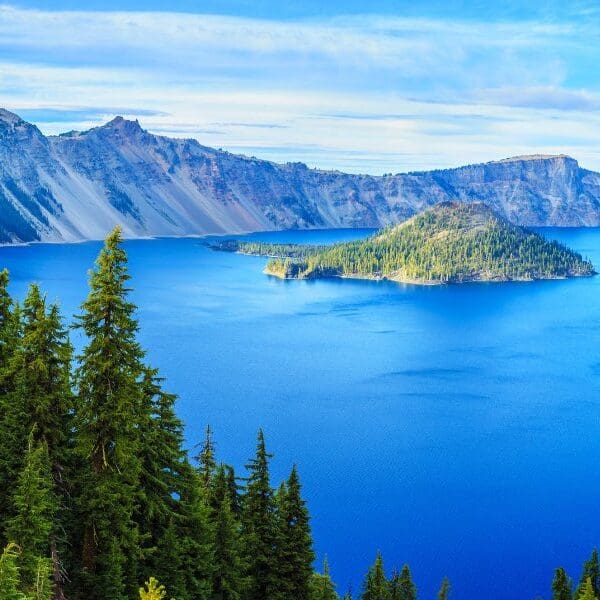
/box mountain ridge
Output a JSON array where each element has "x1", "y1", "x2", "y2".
[{"x1": 1, "y1": 108, "x2": 600, "y2": 244}]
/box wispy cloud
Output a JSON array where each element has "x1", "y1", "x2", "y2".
[{"x1": 0, "y1": 4, "x2": 599, "y2": 172}]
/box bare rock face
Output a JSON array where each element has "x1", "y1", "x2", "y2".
[{"x1": 0, "y1": 109, "x2": 599, "y2": 244}]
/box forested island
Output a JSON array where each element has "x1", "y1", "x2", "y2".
[
  {"x1": 213, "y1": 202, "x2": 595, "y2": 285},
  {"x1": 0, "y1": 228, "x2": 597, "y2": 600}
]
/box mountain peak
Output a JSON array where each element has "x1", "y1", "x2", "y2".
[
  {"x1": 102, "y1": 115, "x2": 145, "y2": 135},
  {"x1": 0, "y1": 108, "x2": 24, "y2": 126}
]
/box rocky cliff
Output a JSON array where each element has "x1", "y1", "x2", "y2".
[{"x1": 0, "y1": 109, "x2": 599, "y2": 244}]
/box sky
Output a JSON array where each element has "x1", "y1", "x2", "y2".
[{"x1": 1, "y1": 0, "x2": 600, "y2": 173}]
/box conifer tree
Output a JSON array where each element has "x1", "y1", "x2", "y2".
[
  {"x1": 197, "y1": 425, "x2": 217, "y2": 491},
  {"x1": 1, "y1": 286, "x2": 73, "y2": 599},
  {"x1": 5, "y1": 434, "x2": 55, "y2": 597},
  {"x1": 211, "y1": 465, "x2": 245, "y2": 600},
  {"x1": 0, "y1": 543, "x2": 26, "y2": 600},
  {"x1": 361, "y1": 553, "x2": 388, "y2": 600},
  {"x1": 242, "y1": 429, "x2": 277, "y2": 600},
  {"x1": 552, "y1": 568, "x2": 573, "y2": 600},
  {"x1": 136, "y1": 368, "x2": 187, "y2": 587},
  {"x1": 177, "y1": 462, "x2": 213, "y2": 600},
  {"x1": 397, "y1": 565, "x2": 416, "y2": 600},
  {"x1": 577, "y1": 551, "x2": 600, "y2": 598},
  {"x1": 437, "y1": 578, "x2": 450, "y2": 600},
  {"x1": 72, "y1": 227, "x2": 146, "y2": 600},
  {"x1": 579, "y1": 578, "x2": 596, "y2": 600},
  {"x1": 310, "y1": 557, "x2": 339, "y2": 600},
  {"x1": 275, "y1": 465, "x2": 315, "y2": 600}
]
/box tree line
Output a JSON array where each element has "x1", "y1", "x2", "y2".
[{"x1": 0, "y1": 227, "x2": 597, "y2": 600}]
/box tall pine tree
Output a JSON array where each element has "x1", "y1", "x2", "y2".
[
  {"x1": 576, "y1": 550, "x2": 600, "y2": 599},
  {"x1": 552, "y1": 568, "x2": 573, "y2": 600},
  {"x1": 5, "y1": 434, "x2": 55, "y2": 598},
  {"x1": 211, "y1": 464, "x2": 245, "y2": 600},
  {"x1": 310, "y1": 557, "x2": 339, "y2": 600},
  {"x1": 275, "y1": 465, "x2": 315, "y2": 600},
  {"x1": 72, "y1": 227, "x2": 146, "y2": 600},
  {"x1": 243, "y1": 429, "x2": 277, "y2": 600},
  {"x1": 361, "y1": 553, "x2": 388, "y2": 600}
]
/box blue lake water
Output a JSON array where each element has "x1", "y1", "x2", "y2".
[{"x1": 2, "y1": 228, "x2": 600, "y2": 599}]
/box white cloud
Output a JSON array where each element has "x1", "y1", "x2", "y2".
[{"x1": 0, "y1": 4, "x2": 599, "y2": 172}]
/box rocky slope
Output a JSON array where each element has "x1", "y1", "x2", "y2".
[
  {"x1": 1, "y1": 108, "x2": 600, "y2": 244},
  {"x1": 260, "y1": 202, "x2": 596, "y2": 284}
]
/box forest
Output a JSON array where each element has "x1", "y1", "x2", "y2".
[
  {"x1": 256, "y1": 203, "x2": 596, "y2": 283},
  {"x1": 0, "y1": 227, "x2": 597, "y2": 600}
]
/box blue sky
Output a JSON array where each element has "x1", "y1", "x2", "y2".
[{"x1": 2, "y1": 0, "x2": 600, "y2": 172}]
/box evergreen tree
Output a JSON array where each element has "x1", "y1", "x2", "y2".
[
  {"x1": 197, "y1": 425, "x2": 217, "y2": 491},
  {"x1": 242, "y1": 429, "x2": 277, "y2": 600},
  {"x1": 579, "y1": 578, "x2": 596, "y2": 600},
  {"x1": 1, "y1": 286, "x2": 73, "y2": 599},
  {"x1": 225, "y1": 465, "x2": 242, "y2": 519},
  {"x1": 0, "y1": 543, "x2": 26, "y2": 600},
  {"x1": 72, "y1": 227, "x2": 146, "y2": 600},
  {"x1": 397, "y1": 565, "x2": 416, "y2": 600},
  {"x1": 361, "y1": 553, "x2": 388, "y2": 600},
  {"x1": 136, "y1": 368, "x2": 187, "y2": 588},
  {"x1": 437, "y1": 578, "x2": 450, "y2": 600},
  {"x1": 5, "y1": 434, "x2": 55, "y2": 598},
  {"x1": 310, "y1": 557, "x2": 339, "y2": 600},
  {"x1": 211, "y1": 465, "x2": 245, "y2": 600},
  {"x1": 177, "y1": 462, "x2": 213, "y2": 600},
  {"x1": 577, "y1": 551, "x2": 600, "y2": 598},
  {"x1": 275, "y1": 465, "x2": 315, "y2": 600},
  {"x1": 552, "y1": 568, "x2": 573, "y2": 600}
]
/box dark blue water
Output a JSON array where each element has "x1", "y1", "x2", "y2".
[{"x1": 2, "y1": 228, "x2": 600, "y2": 600}]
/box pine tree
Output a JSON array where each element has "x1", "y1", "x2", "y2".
[
  {"x1": 242, "y1": 429, "x2": 277, "y2": 600},
  {"x1": 275, "y1": 465, "x2": 315, "y2": 600},
  {"x1": 1, "y1": 286, "x2": 73, "y2": 600},
  {"x1": 0, "y1": 543, "x2": 26, "y2": 600},
  {"x1": 0, "y1": 271, "x2": 19, "y2": 539},
  {"x1": 196, "y1": 425, "x2": 217, "y2": 491},
  {"x1": 177, "y1": 462, "x2": 213, "y2": 600},
  {"x1": 309, "y1": 557, "x2": 338, "y2": 600},
  {"x1": 361, "y1": 553, "x2": 388, "y2": 600},
  {"x1": 72, "y1": 227, "x2": 146, "y2": 600},
  {"x1": 579, "y1": 578, "x2": 596, "y2": 600},
  {"x1": 396, "y1": 565, "x2": 416, "y2": 600},
  {"x1": 577, "y1": 551, "x2": 600, "y2": 598},
  {"x1": 552, "y1": 568, "x2": 573, "y2": 600},
  {"x1": 5, "y1": 434, "x2": 55, "y2": 597},
  {"x1": 136, "y1": 368, "x2": 187, "y2": 588},
  {"x1": 437, "y1": 577, "x2": 450, "y2": 600},
  {"x1": 211, "y1": 465, "x2": 245, "y2": 600}
]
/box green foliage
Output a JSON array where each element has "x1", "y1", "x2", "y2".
[
  {"x1": 361, "y1": 553, "x2": 388, "y2": 600},
  {"x1": 72, "y1": 226, "x2": 147, "y2": 599},
  {"x1": 437, "y1": 577, "x2": 450, "y2": 600},
  {"x1": 0, "y1": 543, "x2": 26, "y2": 600},
  {"x1": 553, "y1": 568, "x2": 573, "y2": 600},
  {"x1": 242, "y1": 429, "x2": 277, "y2": 600},
  {"x1": 275, "y1": 466, "x2": 315, "y2": 600},
  {"x1": 139, "y1": 577, "x2": 167, "y2": 600},
  {"x1": 579, "y1": 578, "x2": 596, "y2": 600},
  {"x1": 5, "y1": 434, "x2": 55, "y2": 595},
  {"x1": 577, "y1": 550, "x2": 600, "y2": 599},
  {"x1": 211, "y1": 465, "x2": 245, "y2": 600},
  {"x1": 261, "y1": 203, "x2": 594, "y2": 283},
  {"x1": 310, "y1": 558, "x2": 339, "y2": 600}
]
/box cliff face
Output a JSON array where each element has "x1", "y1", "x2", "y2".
[{"x1": 0, "y1": 109, "x2": 599, "y2": 244}]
